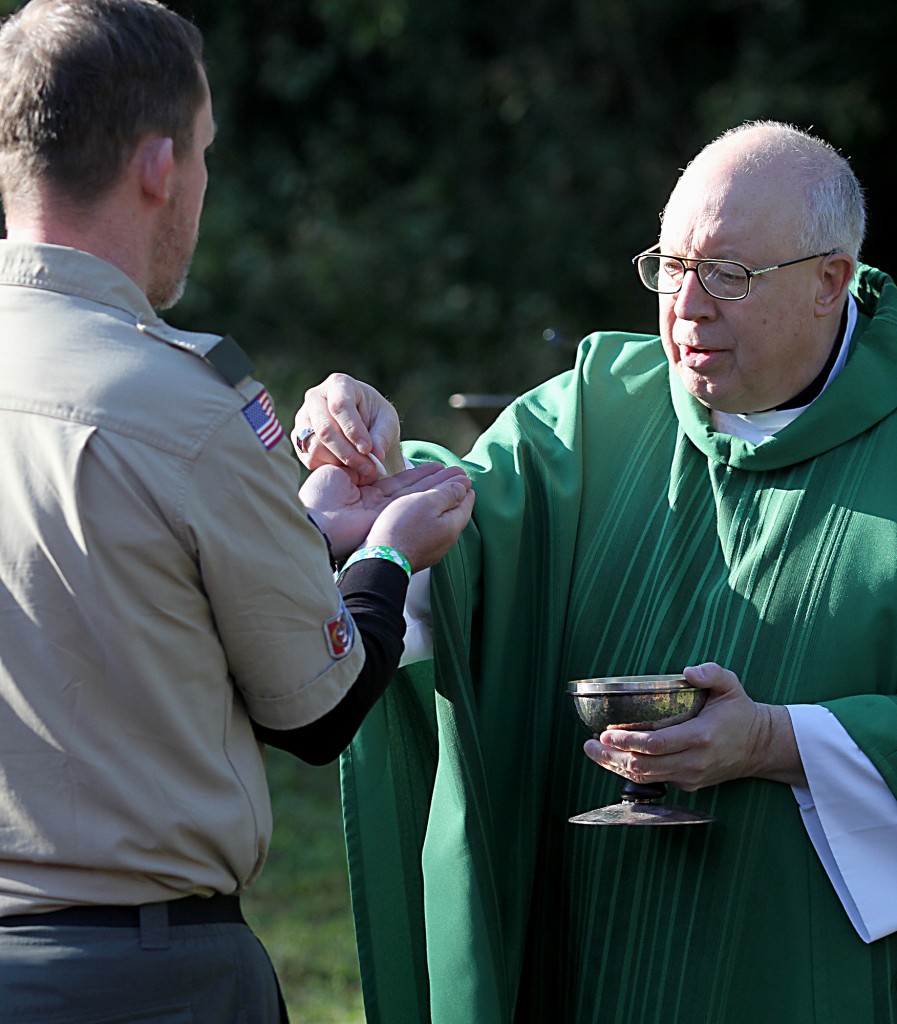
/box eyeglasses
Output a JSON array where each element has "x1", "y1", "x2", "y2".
[{"x1": 632, "y1": 245, "x2": 837, "y2": 301}]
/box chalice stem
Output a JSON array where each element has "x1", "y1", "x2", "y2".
[{"x1": 620, "y1": 780, "x2": 666, "y2": 803}]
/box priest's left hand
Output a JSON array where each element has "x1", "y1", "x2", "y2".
[{"x1": 583, "y1": 662, "x2": 808, "y2": 790}]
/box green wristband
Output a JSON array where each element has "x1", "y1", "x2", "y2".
[{"x1": 338, "y1": 544, "x2": 412, "y2": 581}]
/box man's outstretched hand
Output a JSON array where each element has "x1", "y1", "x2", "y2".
[{"x1": 300, "y1": 461, "x2": 474, "y2": 570}]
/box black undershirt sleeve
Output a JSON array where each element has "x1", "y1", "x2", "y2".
[{"x1": 251, "y1": 558, "x2": 410, "y2": 765}]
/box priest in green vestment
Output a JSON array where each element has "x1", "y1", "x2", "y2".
[{"x1": 297, "y1": 122, "x2": 897, "y2": 1023}]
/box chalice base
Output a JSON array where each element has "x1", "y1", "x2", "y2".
[{"x1": 569, "y1": 801, "x2": 715, "y2": 826}]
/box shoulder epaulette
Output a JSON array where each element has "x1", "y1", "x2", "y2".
[{"x1": 136, "y1": 315, "x2": 256, "y2": 398}]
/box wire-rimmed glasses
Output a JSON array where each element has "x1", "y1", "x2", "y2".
[{"x1": 632, "y1": 245, "x2": 837, "y2": 301}]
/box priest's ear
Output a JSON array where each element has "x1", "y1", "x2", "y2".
[{"x1": 814, "y1": 251, "x2": 855, "y2": 318}]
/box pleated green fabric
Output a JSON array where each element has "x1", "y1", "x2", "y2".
[{"x1": 341, "y1": 264, "x2": 897, "y2": 1024}]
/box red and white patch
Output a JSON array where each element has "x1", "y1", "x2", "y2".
[{"x1": 324, "y1": 600, "x2": 354, "y2": 660}]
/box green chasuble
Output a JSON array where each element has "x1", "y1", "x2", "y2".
[{"x1": 342, "y1": 264, "x2": 897, "y2": 1024}]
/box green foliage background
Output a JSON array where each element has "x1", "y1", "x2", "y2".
[
  {"x1": 3, "y1": 0, "x2": 895, "y2": 447},
  {"x1": 3, "y1": 0, "x2": 897, "y2": 1018},
  {"x1": 176, "y1": 0, "x2": 897, "y2": 450}
]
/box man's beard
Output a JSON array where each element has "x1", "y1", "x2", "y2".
[
  {"x1": 148, "y1": 191, "x2": 197, "y2": 310},
  {"x1": 150, "y1": 254, "x2": 193, "y2": 311}
]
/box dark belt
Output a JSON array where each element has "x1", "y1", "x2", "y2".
[
  {"x1": 0, "y1": 893, "x2": 287, "y2": 1020},
  {"x1": 0, "y1": 893, "x2": 245, "y2": 929}
]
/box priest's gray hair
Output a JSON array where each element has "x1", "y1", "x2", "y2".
[{"x1": 668, "y1": 120, "x2": 866, "y2": 261}]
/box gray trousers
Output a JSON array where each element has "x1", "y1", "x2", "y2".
[{"x1": 0, "y1": 902, "x2": 287, "y2": 1023}]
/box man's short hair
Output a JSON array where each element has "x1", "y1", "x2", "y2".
[{"x1": 0, "y1": 0, "x2": 205, "y2": 210}]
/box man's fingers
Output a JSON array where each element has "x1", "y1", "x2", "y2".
[
  {"x1": 429, "y1": 477, "x2": 475, "y2": 512},
  {"x1": 297, "y1": 464, "x2": 361, "y2": 508},
  {"x1": 380, "y1": 463, "x2": 471, "y2": 497},
  {"x1": 448, "y1": 485, "x2": 476, "y2": 520}
]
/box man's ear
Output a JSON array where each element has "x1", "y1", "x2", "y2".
[
  {"x1": 815, "y1": 252, "x2": 855, "y2": 317},
  {"x1": 134, "y1": 136, "x2": 175, "y2": 206}
]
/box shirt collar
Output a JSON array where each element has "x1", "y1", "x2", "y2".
[{"x1": 0, "y1": 241, "x2": 154, "y2": 322}]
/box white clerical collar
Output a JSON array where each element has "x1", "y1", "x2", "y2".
[{"x1": 711, "y1": 293, "x2": 858, "y2": 445}]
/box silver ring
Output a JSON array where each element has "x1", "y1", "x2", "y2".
[{"x1": 295, "y1": 426, "x2": 315, "y2": 454}]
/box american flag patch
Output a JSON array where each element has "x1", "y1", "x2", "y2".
[{"x1": 242, "y1": 389, "x2": 284, "y2": 449}]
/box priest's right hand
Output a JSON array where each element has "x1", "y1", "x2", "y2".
[{"x1": 292, "y1": 372, "x2": 403, "y2": 486}]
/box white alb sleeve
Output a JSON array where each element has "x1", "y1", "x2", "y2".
[
  {"x1": 399, "y1": 566, "x2": 434, "y2": 666},
  {"x1": 788, "y1": 703, "x2": 897, "y2": 942}
]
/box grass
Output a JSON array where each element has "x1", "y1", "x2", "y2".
[{"x1": 243, "y1": 748, "x2": 367, "y2": 1024}]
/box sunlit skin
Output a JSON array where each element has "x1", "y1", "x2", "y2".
[
  {"x1": 148, "y1": 69, "x2": 216, "y2": 310},
  {"x1": 658, "y1": 135, "x2": 854, "y2": 414}
]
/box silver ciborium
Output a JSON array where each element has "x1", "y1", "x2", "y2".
[{"x1": 568, "y1": 675, "x2": 714, "y2": 826}]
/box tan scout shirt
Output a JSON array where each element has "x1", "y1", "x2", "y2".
[{"x1": 0, "y1": 242, "x2": 365, "y2": 913}]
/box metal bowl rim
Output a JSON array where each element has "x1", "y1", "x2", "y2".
[{"x1": 567, "y1": 675, "x2": 691, "y2": 694}]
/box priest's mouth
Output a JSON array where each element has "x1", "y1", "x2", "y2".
[{"x1": 679, "y1": 344, "x2": 725, "y2": 369}]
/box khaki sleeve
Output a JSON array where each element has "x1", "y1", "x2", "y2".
[{"x1": 185, "y1": 413, "x2": 365, "y2": 730}]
